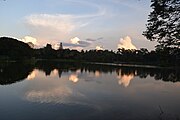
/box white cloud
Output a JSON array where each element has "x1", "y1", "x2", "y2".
[
  {"x1": 25, "y1": 14, "x2": 76, "y2": 43},
  {"x1": 26, "y1": 14, "x2": 75, "y2": 34},
  {"x1": 62, "y1": 37, "x2": 91, "y2": 50},
  {"x1": 70, "y1": 37, "x2": 80, "y2": 44},
  {"x1": 52, "y1": 43, "x2": 60, "y2": 50},
  {"x1": 21, "y1": 36, "x2": 38, "y2": 45},
  {"x1": 24, "y1": 5, "x2": 106, "y2": 44},
  {"x1": 117, "y1": 36, "x2": 137, "y2": 50},
  {"x1": 96, "y1": 45, "x2": 104, "y2": 50}
]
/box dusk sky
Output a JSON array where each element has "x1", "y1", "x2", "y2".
[{"x1": 0, "y1": 0, "x2": 157, "y2": 50}]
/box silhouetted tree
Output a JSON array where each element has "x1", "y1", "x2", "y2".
[
  {"x1": 0, "y1": 37, "x2": 33, "y2": 60},
  {"x1": 40, "y1": 44, "x2": 57, "y2": 59},
  {"x1": 143, "y1": 0, "x2": 180, "y2": 49}
]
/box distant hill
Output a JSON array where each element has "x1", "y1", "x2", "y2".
[{"x1": 0, "y1": 37, "x2": 33, "y2": 59}]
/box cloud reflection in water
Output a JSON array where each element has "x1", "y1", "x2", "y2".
[
  {"x1": 117, "y1": 70, "x2": 134, "y2": 87},
  {"x1": 25, "y1": 86, "x2": 72, "y2": 103},
  {"x1": 69, "y1": 74, "x2": 79, "y2": 83},
  {"x1": 27, "y1": 69, "x2": 39, "y2": 80}
]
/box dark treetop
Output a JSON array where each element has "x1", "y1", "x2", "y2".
[{"x1": 143, "y1": 0, "x2": 180, "y2": 49}]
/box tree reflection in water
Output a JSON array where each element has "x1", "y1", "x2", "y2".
[
  {"x1": 0, "y1": 62, "x2": 34, "y2": 85},
  {"x1": 0, "y1": 61, "x2": 179, "y2": 85}
]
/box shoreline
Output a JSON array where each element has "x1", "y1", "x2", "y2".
[{"x1": 0, "y1": 59, "x2": 179, "y2": 69}]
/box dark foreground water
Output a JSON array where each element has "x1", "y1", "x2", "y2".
[{"x1": 0, "y1": 61, "x2": 180, "y2": 120}]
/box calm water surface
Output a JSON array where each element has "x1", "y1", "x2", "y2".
[{"x1": 0, "y1": 61, "x2": 180, "y2": 120}]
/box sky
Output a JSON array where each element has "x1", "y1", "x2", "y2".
[{"x1": 0, "y1": 0, "x2": 157, "y2": 50}]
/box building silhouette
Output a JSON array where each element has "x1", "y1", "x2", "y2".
[{"x1": 59, "y1": 42, "x2": 63, "y2": 50}]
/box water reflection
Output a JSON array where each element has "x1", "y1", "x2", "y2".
[
  {"x1": 0, "y1": 62, "x2": 33, "y2": 85},
  {"x1": 0, "y1": 61, "x2": 179, "y2": 85},
  {"x1": 0, "y1": 61, "x2": 180, "y2": 120},
  {"x1": 69, "y1": 74, "x2": 79, "y2": 83},
  {"x1": 25, "y1": 86, "x2": 73, "y2": 103},
  {"x1": 95, "y1": 70, "x2": 101, "y2": 77},
  {"x1": 27, "y1": 69, "x2": 38, "y2": 80},
  {"x1": 52, "y1": 69, "x2": 59, "y2": 76},
  {"x1": 117, "y1": 72, "x2": 134, "y2": 87}
]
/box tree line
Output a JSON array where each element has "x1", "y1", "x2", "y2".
[
  {"x1": 0, "y1": 37, "x2": 179, "y2": 66},
  {"x1": 35, "y1": 43, "x2": 180, "y2": 66}
]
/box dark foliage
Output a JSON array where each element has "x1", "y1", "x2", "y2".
[
  {"x1": 143, "y1": 0, "x2": 180, "y2": 49},
  {"x1": 0, "y1": 37, "x2": 33, "y2": 59},
  {"x1": 0, "y1": 37, "x2": 179, "y2": 66}
]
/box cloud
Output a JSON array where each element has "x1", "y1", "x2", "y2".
[
  {"x1": 117, "y1": 36, "x2": 137, "y2": 50},
  {"x1": 50, "y1": 37, "x2": 91, "y2": 50},
  {"x1": 21, "y1": 36, "x2": 39, "y2": 45},
  {"x1": 23, "y1": 1, "x2": 107, "y2": 49},
  {"x1": 70, "y1": 37, "x2": 80, "y2": 44},
  {"x1": 19, "y1": 36, "x2": 41, "y2": 48},
  {"x1": 97, "y1": 37, "x2": 104, "y2": 40},
  {"x1": 86, "y1": 37, "x2": 103, "y2": 42},
  {"x1": 78, "y1": 41, "x2": 91, "y2": 46},
  {"x1": 24, "y1": 4, "x2": 106, "y2": 45},
  {"x1": 62, "y1": 43, "x2": 85, "y2": 48},
  {"x1": 2, "y1": 36, "x2": 40, "y2": 48},
  {"x1": 52, "y1": 43, "x2": 61, "y2": 50},
  {"x1": 86, "y1": 38, "x2": 96, "y2": 42},
  {"x1": 67, "y1": 37, "x2": 106, "y2": 50},
  {"x1": 25, "y1": 14, "x2": 76, "y2": 43},
  {"x1": 96, "y1": 46, "x2": 104, "y2": 50},
  {"x1": 63, "y1": 37, "x2": 91, "y2": 49},
  {"x1": 26, "y1": 14, "x2": 75, "y2": 33},
  {"x1": 50, "y1": 36, "x2": 104, "y2": 50}
]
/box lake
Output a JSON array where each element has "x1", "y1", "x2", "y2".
[{"x1": 0, "y1": 61, "x2": 180, "y2": 120}]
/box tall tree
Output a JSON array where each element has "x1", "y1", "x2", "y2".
[{"x1": 143, "y1": 0, "x2": 180, "y2": 49}]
